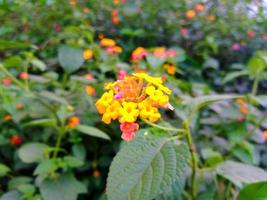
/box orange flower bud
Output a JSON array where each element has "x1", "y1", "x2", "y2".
[
  {"x1": 16, "y1": 103, "x2": 24, "y2": 110},
  {"x1": 83, "y1": 49, "x2": 93, "y2": 60},
  {"x1": 93, "y1": 169, "x2": 100, "y2": 177},
  {"x1": 3, "y1": 114, "x2": 12, "y2": 122},
  {"x1": 67, "y1": 116, "x2": 80, "y2": 128},
  {"x1": 195, "y1": 4, "x2": 205, "y2": 12},
  {"x1": 10, "y1": 135, "x2": 22, "y2": 145},
  {"x1": 19, "y1": 72, "x2": 29, "y2": 80},
  {"x1": 85, "y1": 85, "x2": 96, "y2": 96},
  {"x1": 186, "y1": 10, "x2": 196, "y2": 19}
]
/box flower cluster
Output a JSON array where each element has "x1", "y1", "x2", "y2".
[
  {"x1": 131, "y1": 47, "x2": 176, "y2": 62},
  {"x1": 95, "y1": 73, "x2": 173, "y2": 141},
  {"x1": 100, "y1": 38, "x2": 122, "y2": 55},
  {"x1": 236, "y1": 98, "x2": 248, "y2": 114}
]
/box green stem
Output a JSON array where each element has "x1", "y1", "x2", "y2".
[
  {"x1": 52, "y1": 129, "x2": 65, "y2": 158},
  {"x1": 183, "y1": 120, "x2": 198, "y2": 200},
  {"x1": 251, "y1": 75, "x2": 260, "y2": 96},
  {"x1": 141, "y1": 118, "x2": 185, "y2": 134}
]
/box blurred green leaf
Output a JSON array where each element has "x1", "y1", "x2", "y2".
[
  {"x1": 217, "y1": 161, "x2": 267, "y2": 188},
  {"x1": 237, "y1": 181, "x2": 267, "y2": 200},
  {"x1": 76, "y1": 125, "x2": 110, "y2": 140},
  {"x1": 0, "y1": 163, "x2": 10, "y2": 177},
  {"x1": 18, "y1": 143, "x2": 49, "y2": 164},
  {"x1": 58, "y1": 46, "x2": 84, "y2": 73},
  {"x1": 39, "y1": 172, "x2": 87, "y2": 200}
]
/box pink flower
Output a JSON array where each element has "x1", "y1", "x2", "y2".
[
  {"x1": 166, "y1": 49, "x2": 176, "y2": 57},
  {"x1": 262, "y1": 34, "x2": 267, "y2": 41},
  {"x1": 180, "y1": 28, "x2": 188, "y2": 37},
  {"x1": 231, "y1": 43, "x2": 241, "y2": 51},
  {"x1": 118, "y1": 69, "x2": 127, "y2": 80},
  {"x1": 247, "y1": 31, "x2": 256, "y2": 38},
  {"x1": 2, "y1": 78, "x2": 12, "y2": 86},
  {"x1": 120, "y1": 122, "x2": 139, "y2": 142}
]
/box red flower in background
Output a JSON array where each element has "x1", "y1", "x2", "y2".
[
  {"x1": 19, "y1": 72, "x2": 29, "y2": 80},
  {"x1": 247, "y1": 31, "x2": 256, "y2": 38},
  {"x1": 10, "y1": 135, "x2": 22, "y2": 145},
  {"x1": 2, "y1": 78, "x2": 12, "y2": 86}
]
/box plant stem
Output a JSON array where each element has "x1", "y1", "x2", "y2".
[
  {"x1": 251, "y1": 75, "x2": 260, "y2": 96},
  {"x1": 183, "y1": 120, "x2": 198, "y2": 200},
  {"x1": 141, "y1": 118, "x2": 185, "y2": 134},
  {"x1": 52, "y1": 129, "x2": 65, "y2": 158}
]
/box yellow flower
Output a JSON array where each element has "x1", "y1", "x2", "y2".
[
  {"x1": 146, "y1": 85, "x2": 169, "y2": 107},
  {"x1": 119, "y1": 102, "x2": 139, "y2": 123},
  {"x1": 133, "y1": 73, "x2": 171, "y2": 94},
  {"x1": 139, "y1": 99, "x2": 160, "y2": 122},
  {"x1": 100, "y1": 38, "x2": 116, "y2": 47},
  {"x1": 95, "y1": 90, "x2": 114, "y2": 114},
  {"x1": 83, "y1": 49, "x2": 93, "y2": 60},
  {"x1": 102, "y1": 101, "x2": 121, "y2": 124}
]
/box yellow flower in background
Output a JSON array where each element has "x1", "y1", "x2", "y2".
[
  {"x1": 3, "y1": 114, "x2": 12, "y2": 122},
  {"x1": 95, "y1": 72, "x2": 173, "y2": 141},
  {"x1": 83, "y1": 49, "x2": 93, "y2": 60},
  {"x1": 100, "y1": 38, "x2": 116, "y2": 47}
]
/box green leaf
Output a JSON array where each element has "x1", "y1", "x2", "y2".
[
  {"x1": 0, "y1": 163, "x2": 10, "y2": 177},
  {"x1": 38, "y1": 91, "x2": 68, "y2": 105},
  {"x1": 0, "y1": 40, "x2": 30, "y2": 50},
  {"x1": 106, "y1": 132, "x2": 189, "y2": 200},
  {"x1": 155, "y1": 178, "x2": 185, "y2": 200},
  {"x1": 0, "y1": 191, "x2": 22, "y2": 200},
  {"x1": 223, "y1": 70, "x2": 249, "y2": 84},
  {"x1": 3, "y1": 56, "x2": 24, "y2": 68},
  {"x1": 247, "y1": 56, "x2": 266, "y2": 78},
  {"x1": 39, "y1": 172, "x2": 87, "y2": 200},
  {"x1": 22, "y1": 118, "x2": 56, "y2": 128},
  {"x1": 18, "y1": 143, "x2": 49, "y2": 163},
  {"x1": 58, "y1": 45, "x2": 84, "y2": 73},
  {"x1": 201, "y1": 148, "x2": 223, "y2": 167},
  {"x1": 217, "y1": 161, "x2": 267, "y2": 188},
  {"x1": 72, "y1": 144, "x2": 86, "y2": 161},
  {"x1": 76, "y1": 125, "x2": 110, "y2": 140},
  {"x1": 63, "y1": 156, "x2": 84, "y2": 168},
  {"x1": 237, "y1": 181, "x2": 267, "y2": 200},
  {"x1": 30, "y1": 59, "x2": 46, "y2": 71},
  {"x1": 34, "y1": 159, "x2": 58, "y2": 176}
]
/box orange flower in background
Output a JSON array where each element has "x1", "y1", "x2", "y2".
[
  {"x1": 164, "y1": 63, "x2": 176, "y2": 75},
  {"x1": 153, "y1": 47, "x2": 166, "y2": 58},
  {"x1": 195, "y1": 4, "x2": 205, "y2": 12},
  {"x1": 67, "y1": 116, "x2": 80, "y2": 128},
  {"x1": 206, "y1": 15, "x2": 216, "y2": 22},
  {"x1": 84, "y1": 73, "x2": 94, "y2": 80},
  {"x1": 100, "y1": 38, "x2": 116, "y2": 47},
  {"x1": 131, "y1": 47, "x2": 148, "y2": 61},
  {"x1": 16, "y1": 103, "x2": 24, "y2": 110},
  {"x1": 2, "y1": 78, "x2": 12, "y2": 86},
  {"x1": 98, "y1": 34, "x2": 105, "y2": 39},
  {"x1": 236, "y1": 98, "x2": 248, "y2": 114},
  {"x1": 113, "y1": 0, "x2": 120, "y2": 5},
  {"x1": 10, "y1": 135, "x2": 22, "y2": 145},
  {"x1": 83, "y1": 49, "x2": 93, "y2": 60},
  {"x1": 263, "y1": 130, "x2": 267, "y2": 141},
  {"x1": 69, "y1": 0, "x2": 76, "y2": 6},
  {"x1": 105, "y1": 45, "x2": 122, "y2": 55},
  {"x1": 85, "y1": 85, "x2": 96, "y2": 96},
  {"x1": 83, "y1": 7, "x2": 89, "y2": 13},
  {"x1": 111, "y1": 9, "x2": 120, "y2": 25},
  {"x1": 186, "y1": 10, "x2": 196, "y2": 19},
  {"x1": 95, "y1": 72, "x2": 172, "y2": 141},
  {"x1": 3, "y1": 114, "x2": 12, "y2": 122},
  {"x1": 19, "y1": 72, "x2": 29, "y2": 80},
  {"x1": 93, "y1": 169, "x2": 100, "y2": 177}
]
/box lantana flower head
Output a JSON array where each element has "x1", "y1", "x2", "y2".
[{"x1": 95, "y1": 73, "x2": 172, "y2": 141}]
